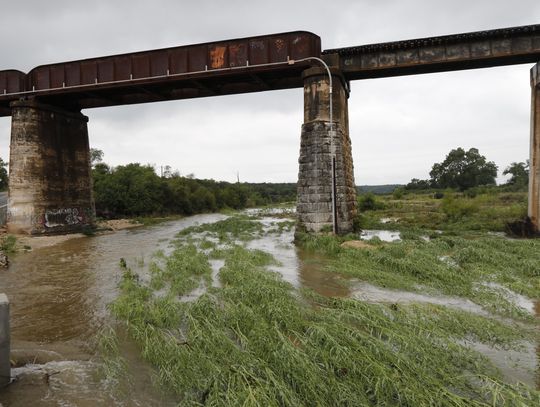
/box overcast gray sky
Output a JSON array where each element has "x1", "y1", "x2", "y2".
[{"x1": 1, "y1": 0, "x2": 539, "y2": 184}]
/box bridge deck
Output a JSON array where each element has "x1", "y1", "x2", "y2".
[
  {"x1": 1, "y1": 24, "x2": 540, "y2": 116},
  {"x1": 324, "y1": 24, "x2": 540, "y2": 79}
]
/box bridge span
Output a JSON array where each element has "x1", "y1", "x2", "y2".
[{"x1": 1, "y1": 24, "x2": 540, "y2": 234}]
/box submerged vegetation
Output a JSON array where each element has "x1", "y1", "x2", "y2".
[
  {"x1": 109, "y1": 211, "x2": 539, "y2": 406},
  {"x1": 299, "y1": 231, "x2": 540, "y2": 320}
]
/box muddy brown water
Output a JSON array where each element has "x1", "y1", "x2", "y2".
[
  {"x1": 0, "y1": 214, "x2": 538, "y2": 405},
  {"x1": 0, "y1": 214, "x2": 227, "y2": 406}
]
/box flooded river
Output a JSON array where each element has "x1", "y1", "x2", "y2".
[
  {"x1": 0, "y1": 214, "x2": 228, "y2": 406},
  {"x1": 0, "y1": 214, "x2": 537, "y2": 405}
]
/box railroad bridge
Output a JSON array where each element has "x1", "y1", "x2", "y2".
[{"x1": 1, "y1": 24, "x2": 540, "y2": 234}]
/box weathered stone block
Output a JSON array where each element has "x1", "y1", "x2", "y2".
[{"x1": 297, "y1": 120, "x2": 357, "y2": 234}]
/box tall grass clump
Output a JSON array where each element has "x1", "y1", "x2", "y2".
[
  {"x1": 176, "y1": 214, "x2": 263, "y2": 242},
  {"x1": 0, "y1": 235, "x2": 17, "y2": 253}
]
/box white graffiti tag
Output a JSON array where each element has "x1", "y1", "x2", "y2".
[{"x1": 45, "y1": 208, "x2": 83, "y2": 228}]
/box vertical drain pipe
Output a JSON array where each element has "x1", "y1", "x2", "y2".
[{"x1": 290, "y1": 57, "x2": 337, "y2": 234}]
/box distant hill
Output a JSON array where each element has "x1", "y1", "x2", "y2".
[{"x1": 357, "y1": 184, "x2": 403, "y2": 194}]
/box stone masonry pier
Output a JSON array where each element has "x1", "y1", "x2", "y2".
[
  {"x1": 8, "y1": 100, "x2": 95, "y2": 235},
  {"x1": 297, "y1": 65, "x2": 357, "y2": 234}
]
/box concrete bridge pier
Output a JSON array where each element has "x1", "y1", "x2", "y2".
[
  {"x1": 297, "y1": 65, "x2": 357, "y2": 234},
  {"x1": 8, "y1": 100, "x2": 95, "y2": 235},
  {"x1": 530, "y1": 63, "x2": 540, "y2": 233}
]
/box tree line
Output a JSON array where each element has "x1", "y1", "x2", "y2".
[
  {"x1": 405, "y1": 147, "x2": 529, "y2": 192},
  {"x1": 91, "y1": 153, "x2": 295, "y2": 218}
]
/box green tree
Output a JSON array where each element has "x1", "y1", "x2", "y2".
[
  {"x1": 429, "y1": 147, "x2": 497, "y2": 191},
  {"x1": 90, "y1": 148, "x2": 104, "y2": 167},
  {"x1": 93, "y1": 163, "x2": 166, "y2": 216},
  {"x1": 503, "y1": 161, "x2": 529, "y2": 189},
  {"x1": 405, "y1": 178, "x2": 431, "y2": 190},
  {"x1": 0, "y1": 157, "x2": 8, "y2": 191}
]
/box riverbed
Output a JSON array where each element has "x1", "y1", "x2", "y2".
[{"x1": 0, "y1": 213, "x2": 537, "y2": 405}]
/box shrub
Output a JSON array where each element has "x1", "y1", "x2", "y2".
[
  {"x1": 433, "y1": 192, "x2": 444, "y2": 199},
  {"x1": 392, "y1": 187, "x2": 405, "y2": 199},
  {"x1": 357, "y1": 193, "x2": 385, "y2": 211},
  {"x1": 441, "y1": 194, "x2": 479, "y2": 220}
]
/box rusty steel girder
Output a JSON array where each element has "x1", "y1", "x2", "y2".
[{"x1": 0, "y1": 31, "x2": 321, "y2": 115}]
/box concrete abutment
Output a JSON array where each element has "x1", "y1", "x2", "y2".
[
  {"x1": 297, "y1": 66, "x2": 357, "y2": 234},
  {"x1": 530, "y1": 63, "x2": 540, "y2": 233},
  {"x1": 7, "y1": 100, "x2": 95, "y2": 235}
]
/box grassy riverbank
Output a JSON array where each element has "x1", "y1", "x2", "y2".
[
  {"x1": 106, "y1": 205, "x2": 539, "y2": 406},
  {"x1": 357, "y1": 190, "x2": 528, "y2": 232}
]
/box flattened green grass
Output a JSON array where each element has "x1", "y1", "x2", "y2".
[
  {"x1": 176, "y1": 214, "x2": 263, "y2": 243},
  {"x1": 111, "y1": 216, "x2": 539, "y2": 406},
  {"x1": 299, "y1": 232, "x2": 540, "y2": 320}
]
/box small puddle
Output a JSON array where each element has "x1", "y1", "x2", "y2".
[
  {"x1": 247, "y1": 217, "x2": 350, "y2": 298},
  {"x1": 360, "y1": 229, "x2": 401, "y2": 242},
  {"x1": 297, "y1": 249, "x2": 351, "y2": 298},
  {"x1": 380, "y1": 217, "x2": 399, "y2": 224},
  {"x1": 468, "y1": 297, "x2": 539, "y2": 389},
  {"x1": 351, "y1": 282, "x2": 489, "y2": 315},
  {"x1": 467, "y1": 341, "x2": 538, "y2": 389},
  {"x1": 481, "y1": 282, "x2": 536, "y2": 314}
]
